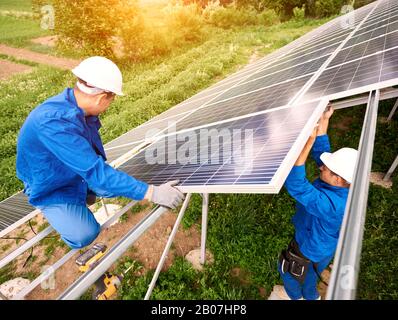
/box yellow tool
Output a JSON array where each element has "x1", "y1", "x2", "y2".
[
  {"x1": 75, "y1": 243, "x2": 107, "y2": 273},
  {"x1": 75, "y1": 243, "x2": 132, "y2": 300},
  {"x1": 92, "y1": 272, "x2": 122, "y2": 300}
]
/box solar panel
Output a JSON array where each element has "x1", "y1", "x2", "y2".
[
  {"x1": 118, "y1": 100, "x2": 327, "y2": 193},
  {"x1": 0, "y1": 192, "x2": 37, "y2": 237}
]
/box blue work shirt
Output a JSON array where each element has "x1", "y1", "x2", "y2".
[
  {"x1": 284, "y1": 135, "x2": 349, "y2": 263},
  {"x1": 16, "y1": 88, "x2": 148, "y2": 207}
]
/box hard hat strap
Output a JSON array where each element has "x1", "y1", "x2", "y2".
[{"x1": 76, "y1": 81, "x2": 105, "y2": 95}]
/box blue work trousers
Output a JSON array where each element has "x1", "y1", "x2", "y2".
[
  {"x1": 278, "y1": 255, "x2": 332, "y2": 300},
  {"x1": 37, "y1": 204, "x2": 100, "y2": 249}
]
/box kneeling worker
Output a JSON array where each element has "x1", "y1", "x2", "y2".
[
  {"x1": 274, "y1": 106, "x2": 358, "y2": 300},
  {"x1": 16, "y1": 56, "x2": 184, "y2": 249}
]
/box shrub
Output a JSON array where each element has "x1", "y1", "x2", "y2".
[
  {"x1": 292, "y1": 6, "x2": 306, "y2": 20},
  {"x1": 315, "y1": 0, "x2": 346, "y2": 18},
  {"x1": 162, "y1": 2, "x2": 204, "y2": 42},
  {"x1": 202, "y1": 1, "x2": 278, "y2": 28},
  {"x1": 52, "y1": 0, "x2": 143, "y2": 58},
  {"x1": 259, "y1": 9, "x2": 280, "y2": 26}
]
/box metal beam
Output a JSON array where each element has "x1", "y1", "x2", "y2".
[
  {"x1": 326, "y1": 90, "x2": 380, "y2": 300},
  {"x1": 387, "y1": 98, "x2": 398, "y2": 121},
  {"x1": 200, "y1": 193, "x2": 209, "y2": 265},
  {"x1": 58, "y1": 205, "x2": 168, "y2": 300},
  {"x1": 330, "y1": 87, "x2": 398, "y2": 110},
  {"x1": 0, "y1": 226, "x2": 53, "y2": 270},
  {"x1": 144, "y1": 195, "x2": 191, "y2": 300},
  {"x1": 383, "y1": 155, "x2": 398, "y2": 181}
]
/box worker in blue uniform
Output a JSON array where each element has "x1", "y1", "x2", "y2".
[
  {"x1": 269, "y1": 106, "x2": 358, "y2": 300},
  {"x1": 16, "y1": 56, "x2": 184, "y2": 249}
]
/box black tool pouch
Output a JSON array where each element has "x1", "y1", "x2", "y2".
[{"x1": 279, "y1": 239, "x2": 311, "y2": 284}]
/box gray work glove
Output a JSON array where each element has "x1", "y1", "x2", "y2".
[{"x1": 146, "y1": 180, "x2": 184, "y2": 209}]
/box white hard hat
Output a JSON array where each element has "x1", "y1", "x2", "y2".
[
  {"x1": 320, "y1": 148, "x2": 358, "y2": 184},
  {"x1": 72, "y1": 56, "x2": 124, "y2": 96}
]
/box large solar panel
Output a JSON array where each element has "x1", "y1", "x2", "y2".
[{"x1": 118, "y1": 100, "x2": 328, "y2": 193}]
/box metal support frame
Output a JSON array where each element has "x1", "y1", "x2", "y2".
[
  {"x1": 387, "y1": 98, "x2": 398, "y2": 121},
  {"x1": 11, "y1": 200, "x2": 137, "y2": 300},
  {"x1": 58, "y1": 205, "x2": 168, "y2": 300},
  {"x1": 101, "y1": 199, "x2": 110, "y2": 217},
  {"x1": 326, "y1": 90, "x2": 380, "y2": 300},
  {"x1": 330, "y1": 87, "x2": 398, "y2": 110},
  {"x1": 383, "y1": 155, "x2": 398, "y2": 181},
  {"x1": 200, "y1": 193, "x2": 209, "y2": 265},
  {"x1": 144, "y1": 194, "x2": 192, "y2": 300},
  {"x1": 0, "y1": 226, "x2": 53, "y2": 270}
]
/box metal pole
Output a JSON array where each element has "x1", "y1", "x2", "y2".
[
  {"x1": 383, "y1": 155, "x2": 398, "y2": 181},
  {"x1": 59, "y1": 205, "x2": 168, "y2": 300},
  {"x1": 13, "y1": 201, "x2": 137, "y2": 300},
  {"x1": 326, "y1": 90, "x2": 380, "y2": 300},
  {"x1": 0, "y1": 226, "x2": 53, "y2": 269},
  {"x1": 144, "y1": 194, "x2": 191, "y2": 300},
  {"x1": 200, "y1": 193, "x2": 209, "y2": 265},
  {"x1": 101, "y1": 199, "x2": 110, "y2": 217},
  {"x1": 387, "y1": 98, "x2": 398, "y2": 121}
]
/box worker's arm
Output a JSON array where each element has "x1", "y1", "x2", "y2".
[
  {"x1": 37, "y1": 116, "x2": 148, "y2": 200},
  {"x1": 312, "y1": 105, "x2": 333, "y2": 167},
  {"x1": 284, "y1": 165, "x2": 335, "y2": 221},
  {"x1": 294, "y1": 126, "x2": 317, "y2": 166}
]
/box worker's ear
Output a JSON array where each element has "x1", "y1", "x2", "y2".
[{"x1": 94, "y1": 92, "x2": 109, "y2": 106}]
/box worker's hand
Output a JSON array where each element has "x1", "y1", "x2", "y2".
[
  {"x1": 317, "y1": 104, "x2": 334, "y2": 136},
  {"x1": 146, "y1": 180, "x2": 185, "y2": 210},
  {"x1": 322, "y1": 104, "x2": 334, "y2": 120}
]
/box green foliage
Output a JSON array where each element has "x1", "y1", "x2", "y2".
[
  {"x1": 292, "y1": 6, "x2": 306, "y2": 20},
  {"x1": 0, "y1": 15, "x2": 49, "y2": 47},
  {"x1": 53, "y1": 0, "x2": 142, "y2": 58},
  {"x1": 202, "y1": 1, "x2": 279, "y2": 28},
  {"x1": 314, "y1": 0, "x2": 346, "y2": 18}
]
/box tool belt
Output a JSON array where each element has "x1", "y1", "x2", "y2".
[{"x1": 279, "y1": 239, "x2": 311, "y2": 284}]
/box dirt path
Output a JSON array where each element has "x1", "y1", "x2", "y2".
[
  {"x1": 0, "y1": 44, "x2": 79, "y2": 70},
  {"x1": 0, "y1": 59, "x2": 33, "y2": 80}
]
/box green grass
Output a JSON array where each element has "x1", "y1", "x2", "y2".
[
  {"x1": 0, "y1": 0, "x2": 32, "y2": 12},
  {"x1": 0, "y1": 15, "x2": 50, "y2": 47}
]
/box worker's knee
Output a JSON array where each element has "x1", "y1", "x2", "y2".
[{"x1": 62, "y1": 222, "x2": 100, "y2": 249}]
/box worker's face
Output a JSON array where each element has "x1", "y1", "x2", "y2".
[
  {"x1": 319, "y1": 165, "x2": 343, "y2": 186},
  {"x1": 91, "y1": 92, "x2": 115, "y2": 116}
]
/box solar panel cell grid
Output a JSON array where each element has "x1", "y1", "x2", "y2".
[{"x1": 118, "y1": 101, "x2": 321, "y2": 189}]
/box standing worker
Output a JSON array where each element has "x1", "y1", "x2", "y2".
[
  {"x1": 270, "y1": 106, "x2": 358, "y2": 300},
  {"x1": 16, "y1": 56, "x2": 184, "y2": 249}
]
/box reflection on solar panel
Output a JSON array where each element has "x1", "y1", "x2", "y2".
[
  {"x1": 118, "y1": 100, "x2": 328, "y2": 193},
  {"x1": 3, "y1": 0, "x2": 398, "y2": 234}
]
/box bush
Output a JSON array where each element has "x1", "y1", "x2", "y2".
[
  {"x1": 203, "y1": 1, "x2": 278, "y2": 28},
  {"x1": 292, "y1": 6, "x2": 305, "y2": 20},
  {"x1": 163, "y1": 2, "x2": 204, "y2": 42},
  {"x1": 52, "y1": 0, "x2": 143, "y2": 58},
  {"x1": 315, "y1": 0, "x2": 346, "y2": 18},
  {"x1": 259, "y1": 8, "x2": 280, "y2": 26}
]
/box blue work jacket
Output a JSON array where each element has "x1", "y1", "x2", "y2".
[
  {"x1": 16, "y1": 88, "x2": 148, "y2": 207},
  {"x1": 284, "y1": 135, "x2": 349, "y2": 263}
]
